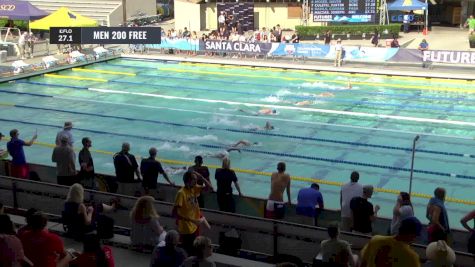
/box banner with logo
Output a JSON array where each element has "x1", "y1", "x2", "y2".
[
  {"x1": 145, "y1": 38, "x2": 199, "y2": 51},
  {"x1": 199, "y1": 40, "x2": 273, "y2": 55},
  {"x1": 269, "y1": 43, "x2": 330, "y2": 58}
]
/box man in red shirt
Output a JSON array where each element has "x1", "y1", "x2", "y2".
[{"x1": 19, "y1": 212, "x2": 72, "y2": 267}]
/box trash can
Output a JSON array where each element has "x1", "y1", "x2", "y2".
[{"x1": 0, "y1": 50, "x2": 7, "y2": 63}]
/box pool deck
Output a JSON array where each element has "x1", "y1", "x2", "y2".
[{"x1": 123, "y1": 53, "x2": 475, "y2": 81}]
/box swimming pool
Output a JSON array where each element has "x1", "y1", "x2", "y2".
[{"x1": 1, "y1": 57, "x2": 474, "y2": 229}]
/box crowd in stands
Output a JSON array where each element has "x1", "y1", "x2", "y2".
[{"x1": 1, "y1": 123, "x2": 475, "y2": 267}]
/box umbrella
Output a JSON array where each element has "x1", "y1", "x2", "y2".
[
  {"x1": 29, "y1": 7, "x2": 97, "y2": 30},
  {"x1": 0, "y1": 0, "x2": 48, "y2": 20}
]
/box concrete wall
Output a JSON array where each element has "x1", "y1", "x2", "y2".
[
  {"x1": 126, "y1": 0, "x2": 156, "y2": 18},
  {"x1": 175, "y1": 0, "x2": 202, "y2": 31},
  {"x1": 176, "y1": 2, "x2": 325, "y2": 32}
]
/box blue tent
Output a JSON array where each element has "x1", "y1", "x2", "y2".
[{"x1": 388, "y1": 0, "x2": 428, "y2": 11}]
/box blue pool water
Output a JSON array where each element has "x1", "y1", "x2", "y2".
[{"x1": 1, "y1": 57, "x2": 475, "y2": 228}]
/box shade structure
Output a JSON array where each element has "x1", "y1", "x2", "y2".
[
  {"x1": 388, "y1": 0, "x2": 428, "y2": 11},
  {"x1": 29, "y1": 7, "x2": 97, "y2": 30},
  {"x1": 0, "y1": 0, "x2": 48, "y2": 20}
]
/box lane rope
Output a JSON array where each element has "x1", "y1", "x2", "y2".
[
  {"x1": 1, "y1": 87, "x2": 473, "y2": 141},
  {"x1": 3, "y1": 102, "x2": 473, "y2": 159},
  {"x1": 178, "y1": 61, "x2": 474, "y2": 84},
  {"x1": 0, "y1": 132, "x2": 473, "y2": 205},
  {"x1": 25, "y1": 77, "x2": 475, "y2": 115},
  {"x1": 105, "y1": 63, "x2": 475, "y2": 103},
  {"x1": 0, "y1": 117, "x2": 473, "y2": 182},
  {"x1": 155, "y1": 67, "x2": 475, "y2": 94}
]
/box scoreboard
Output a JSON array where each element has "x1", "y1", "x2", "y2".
[{"x1": 311, "y1": 0, "x2": 378, "y2": 23}]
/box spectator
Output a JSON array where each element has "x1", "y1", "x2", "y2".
[
  {"x1": 55, "y1": 121, "x2": 74, "y2": 147},
  {"x1": 140, "y1": 147, "x2": 174, "y2": 198},
  {"x1": 460, "y1": 209, "x2": 475, "y2": 253},
  {"x1": 350, "y1": 185, "x2": 380, "y2": 234},
  {"x1": 113, "y1": 142, "x2": 141, "y2": 195},
  {"x1": 324, "y1": 30, "x2": 332, "y2": 45},
  {"x1": 78, "y1": 137, "x2": 95, "y2": 189},
  {"x1": 334, "y1": 39, "x2": 343, "y2": 67},
  {"x1": 70, "y1": 234, "x2": 114, "y2": 267},
  {"x1": 291, "y1": 33, "x2": 300, "y2": 43},
  {"x1": 173, "y1": 171, "x2": 211, "y2": 255},
  {"x1": 340, "y1": 171, "x2": 363, "y2": 231},
  {"x1": 466, "y1": 15, "x2": 475, "y2": 35},
  {"x1": 371, "y1": 30, "x2": 379, "y2": 47},
  {"x1": 183, "y1": 27, "x2": 191, "y2": 38},
  {"x1": 0, "y1": 132, "x2": 8, "y2": 159},
  {"x1": 424, "y1": 240, "x2": 455, "y2": 267},
  {"x1": 427, "y1": 187, "x2": 450, "y2": 243},
  {"x1": 150, "y1": 230, "x2": 187, "y2": 267},
  {"x1": 360, "y1": 217, "x2": 422, "y2": 267},
  {"x1": 0, "y1": 214, "x2": 27, "y2": 267},
  {"x1": 266, "y1": 162, "x2": 291, "y2": 219},
  {"x1": 19, "y1": 212, "x2": 73, "y2": 267},
  {"x1": 63, "y1": 183, "x2": 94, "y2": 239},
  {"x1": 17, "y1": 207, "x2": 38, "y2": 236},
  {"x1": 296, "y1": 183, "x2": 324, "y2": 226},
  {"x1": 390, "y1": 36, "x2": 400, "y2": 48},
  {"x1": 183, "y1": 236, "x2": 216, "y2": 267},
  {"x1": 18, "y1": 32, "x2": 27, "y2": 59},
  {"x1": 188, "y1": 156, "x2": 211, "y2": 208},
  {"x1": 390, "y1": 192, "x2": 414, "y2": 235},
  {"x1": 52, "y1": 135, "x2": 77, "y2": 186},
  {"x1": 7, "y1": 129, "x2": 37, "y2": 179},
  {"x1": 215, "y1": 157, "x2": 242, "y2": 213},
  {"x1": 418, "y1": 39, "x2": 429, "y2": 51},
  {"x1": 218, "y1": 12, "x2": 226, "y2": 29},
  {"x1": 130, "y1": 196, "x2": 165, "y2": 250},
  {"x1": 275, "y1": 24, "x2": 282, "y2": 42},
  {"x1": 319, "y1": 224, "x2": 356, "y2": 267},
  {"x1": 403, "y1": 12, "x2": 410, "y2": 33}
]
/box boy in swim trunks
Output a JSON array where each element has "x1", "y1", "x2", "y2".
[{"x1": 266, "y1": 162, "x2": 291, "y2": 219}]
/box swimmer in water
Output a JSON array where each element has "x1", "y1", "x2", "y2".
[
  {"x1": 201, "y1": 150, "x2": 231, "y2": 160},
  {"x1": 163, "y1": 166, "x2": 187, "y2": 176},
  {"x1": 239, "y1": 108, "x2": 278, "y2": 116},
  {"x1": 295, "y1": 100, "x2": 313, "y2": 106},
  {"x1": 226, "y1": 140, "x2": 261, "y2": 153},
  {"x1": 248, "y1": 121, "x2": 274, "y2": 131},
  {"x1": 347, "y1": 79, "x2": 352, "y2": 89}
]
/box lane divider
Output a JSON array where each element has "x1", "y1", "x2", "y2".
[
  {"x1": 3, "y1": 102, "x2": 473, "y2": 159},
  {"x1": 156, "y1": 67, "x2": 475, "y2": 94},
  {"x1": 44, "y1": 73, "x2": 107, "y2": 82},
  {"x1": 1, "y1": 87, "x2": 473, "y2": 140},
  {"x1": 29, "y1": 75, "x2": 475, "y2": 127},
  {"x1": 71, "y1": 68, "x2": 136, "y2": 76},
  {"x1": 87, "y1": 86, "x2": 475, "y2": 127},
  {"x1": 0, "y1": 117, "x2": 474, "y2": 182},
  {"x1": 0, "y1": 132, "x2": 473, "y2": 205},
  {"x1": 22, "y1": 77, "x2": 466, "y2": 116},
  {"x1": 178, "y1": 61, "x2": 474, "y2": 84},
  {"x1": 106, "y1": 63, "x2": 475, "y2": 103}
]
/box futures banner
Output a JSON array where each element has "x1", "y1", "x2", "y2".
[
  {"x1": 422, "y1": 50, "x2": 475, "y2": 64},
  {"x1": 200, "y1": 40, "x2": 272, "y2": 54}
]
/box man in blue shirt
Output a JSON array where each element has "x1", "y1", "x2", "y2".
[
  {"x1": 7, "y1": 129, "x2": 37, "y2": 179},
  {"x1": 296, "y1": 183, "x2": 324, "y2": 226}
]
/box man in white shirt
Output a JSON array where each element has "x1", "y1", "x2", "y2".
[
  {"x1": 218, "y1": 12, "x2": 226, "y2": 29},
  {"x1": 334, "y1": 39, "x2": 343, "y2": 67},
  {"x1": 18, "y1": 32, "x2": 27, "y2": 59},
  {"x1": 403, "y1": 12, "x2": 410, "y2": 33},
  {"x1": 340, "y1": 171, "x2": 363, "y2": 231},
  {"x1": 55, "y1": 121, "x2": 74, "y2": 147}
]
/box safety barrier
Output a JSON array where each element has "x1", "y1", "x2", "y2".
[
  {"x1": 0, "y1": 175, "x2": 474, "y2": 266},
  {"x1": 145, "y1": 39, "x2": 475, "y2": 66}
]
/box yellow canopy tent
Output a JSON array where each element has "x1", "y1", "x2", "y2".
[{"x1": 29, "y1": 7, "x2": 97, "y2": 30}]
